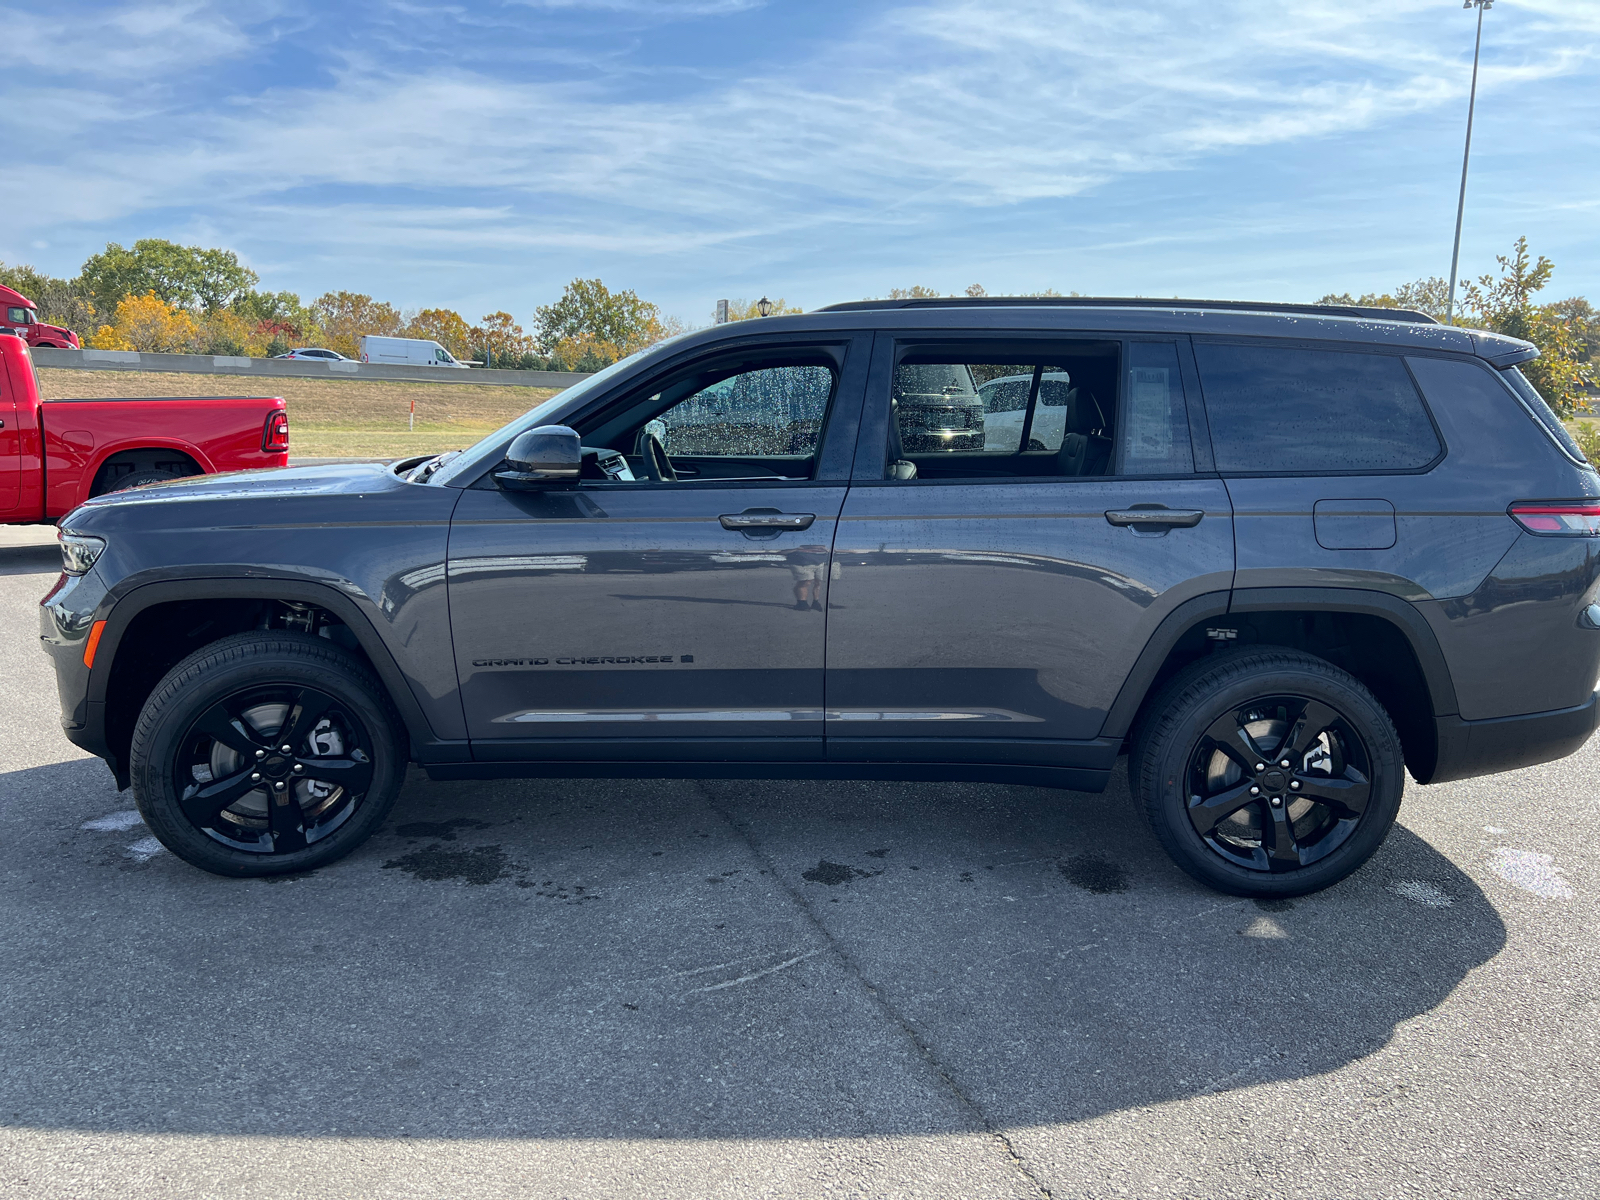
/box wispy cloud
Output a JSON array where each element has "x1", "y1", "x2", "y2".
[{"x1": 0, "y1": 0, "x2": 1594, "y2": 308}]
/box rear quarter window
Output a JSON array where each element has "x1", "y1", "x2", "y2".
[{"x1": 1195, "y1": 343, "x2": 1441, "y2": 473}]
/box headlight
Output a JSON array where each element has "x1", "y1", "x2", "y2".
[{"x1": 60, "y1": 531, "x2": 106, "y2": 575}]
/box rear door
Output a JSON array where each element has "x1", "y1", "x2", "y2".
[{"x1": 823, "y1": 332, "x2": 1234, "y2": 777}]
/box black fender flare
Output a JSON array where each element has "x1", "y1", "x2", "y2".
[
  {"x1": 1100, "y1": 587, "x2": 1460, "y2": 741},
  {"x1": 88, "y1": 576, "x2": 468, "y2": 766}
]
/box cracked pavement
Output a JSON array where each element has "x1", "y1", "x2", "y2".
[{"x1": 3, "y1": 526, "x2": 1598, "y2": 1198}]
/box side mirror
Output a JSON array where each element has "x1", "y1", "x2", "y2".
[{"x1": 496, "y1": 425, "x2": 582, "y2": 489}]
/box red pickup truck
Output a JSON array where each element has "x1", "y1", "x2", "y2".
[
  {"x1": 1, "y1": 331, "x2": 289, "y2": 523},
  {"x1": 1, "y1": 283, "x2": 80, "y2": 350}
]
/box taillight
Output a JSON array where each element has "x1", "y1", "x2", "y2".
[
  {"x1": 1508, "y1": 501, "x2": 1600, "y2": 536},
  {"x1": 263, "y1": 410, "x2": 289, "y2": 453}
]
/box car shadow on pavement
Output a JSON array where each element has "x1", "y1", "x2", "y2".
[
  {"x1": 0, "y1": 545, "x2": 61, "y2": 578},
  {"x1": 0, "y1": 759, "x2": 1505, "y2": 1141}
]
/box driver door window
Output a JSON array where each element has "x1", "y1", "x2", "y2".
[
  {"x1": 581, "y1": 356, "x2": 842, "y2": 484},
  {"x1": 656, "y1": 365, "x2": 833, "y2": 458}
]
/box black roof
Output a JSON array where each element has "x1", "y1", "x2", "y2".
[{"x1": 816, "y1": 295, "x2": 1439, "y2": 325}]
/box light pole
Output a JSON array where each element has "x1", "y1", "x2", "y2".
[
  {"x1": 1446, "y1": 0, "x2": 1493, "y2": 326},
  {"x1": 756, "y1": 296, "x2": 774, "y2": 318}
]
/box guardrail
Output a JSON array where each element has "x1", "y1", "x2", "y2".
[{"x1": 31, "y1": 347, "x2": 595, "y2": 389}]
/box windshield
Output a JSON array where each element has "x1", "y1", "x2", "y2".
[{"x1": 429, "y1": 346, "x2": 657, "y2": 487}]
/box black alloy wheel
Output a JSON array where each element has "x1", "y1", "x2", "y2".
[
  {"x1": 1133, "y1": 649, "x2": 1404, "y2": 897},
  {"x1": 131, "y1": 632, "x2": 405, "y2": 877},
  {"x1": 1185, "y1": 695, "x2": 1370, "y2": 872},
  {"x1": 174, "y1": 685, "x2": 373, "y2": 854}
]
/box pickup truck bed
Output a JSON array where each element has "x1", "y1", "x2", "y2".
[{"x1": 1, "y1": 333, "x2": 289, "y2": 522}]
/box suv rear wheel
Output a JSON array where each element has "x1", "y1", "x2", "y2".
[
  {"x1": 130, "y1": 632, "x2": 405, "y2": 877},
  {"x1": 1133, "y1": 649, "x2": 1404, "y2": 897}
]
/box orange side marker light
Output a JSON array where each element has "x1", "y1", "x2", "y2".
[{"x1": 83, "y1": 620, "x2": 107, "y2": 668}]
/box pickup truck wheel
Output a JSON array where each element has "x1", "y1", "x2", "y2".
[
  {"x1": 1132, "y1": 649, "x2": 1404, "y2": 898},
  {"x1": 103, "y1": 469, "x2": 186, "y2": 494},
  {"x1": 130, "y1": 632, "x2": 405, "y2": 878}
]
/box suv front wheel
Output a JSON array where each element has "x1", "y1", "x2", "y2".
[
  {"x1": 1133, "y1": 649, "x2": 1404, "y2": 898},
  {"x1": 130, "y1": 632, "x2": 406, "y2": 877}
]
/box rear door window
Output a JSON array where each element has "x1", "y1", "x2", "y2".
[
  {"x1": 881, "y1": 341, "x2": 1125, "y2": 479},
  {"x1": 1196, "y1": 344, "x2": 1441, "y2": 473}
]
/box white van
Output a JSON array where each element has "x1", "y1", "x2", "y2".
[{"x1": 358, "y1": 335, "x2": 469, "y2": 369}]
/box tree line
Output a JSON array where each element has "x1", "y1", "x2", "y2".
[
  {"x1": 0, "y1": 240, "x2": 684, "y2": 372},
  {"x1": 893, "y1": 242, "x2": 1597, "y2": 417},
  {"x1": 3, "y1": 236, "x2": 1592, "y2": 404}
]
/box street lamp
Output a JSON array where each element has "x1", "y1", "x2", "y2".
[
  {"x1": 756, "y1": 296, "x2": 774, "y2": 318},
  {"x1": 1446, "y1": 0, "x2": 1493, "y2": 326}
]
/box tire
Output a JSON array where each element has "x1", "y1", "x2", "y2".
[
  {"x1": 102, "y1": 470, "x2": 186, "y2": 494},
  {"x1": 130, "y1": 632, "x2": 406, "y2": 878},
  {"x1": 1131, "y1": 648, "x2": 1404, "y2": 898}
]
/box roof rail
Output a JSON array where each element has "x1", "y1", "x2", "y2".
[{"x1": 814, "y1": 296, "x2": 1440, "y2": 325}]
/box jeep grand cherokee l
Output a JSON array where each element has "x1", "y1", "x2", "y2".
[{"x1": 39, "y1": 298, "x2": 1600, "y2": 897}]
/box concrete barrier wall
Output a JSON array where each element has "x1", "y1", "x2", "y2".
[{"x1": 31, "y1": 346, "x2": 595, "y2": 390}]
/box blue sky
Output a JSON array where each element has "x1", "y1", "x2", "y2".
[{"x1": 2, "y1": 0, "x2": 1596, "y2": 328}]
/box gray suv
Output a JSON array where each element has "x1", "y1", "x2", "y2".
[{"x1": 40, "y1": 298, "x2": 1600, "y2": 897}]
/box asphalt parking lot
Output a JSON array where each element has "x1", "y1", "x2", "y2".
[{"x1": 2, "y1": 524, "x2": 1597, "y2": 1199}]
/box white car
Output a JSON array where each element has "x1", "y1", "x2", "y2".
[
  {"x1": 978, "y1": 371, "x2": 1074, "y2": 452},
  {"x1": 273, "y1": 348, "x2": 352, "y2": 361}
]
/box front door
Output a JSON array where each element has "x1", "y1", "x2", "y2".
[
  {"x1": 448, "y1": 337, "x2": 867, "y2": 762},
  {"x1": 824, "y1": 333, "x2": 1235, "y2": 775}
]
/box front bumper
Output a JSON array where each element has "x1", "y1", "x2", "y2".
[
  {"x1": 39, "y1": 569, "x2": 115, "y2": 767},
  {"x1": 1428, "y1": 690, "x2": 1600, "y2": 785}
]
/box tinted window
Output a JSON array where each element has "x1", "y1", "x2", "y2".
[
  {"x1": 1197, "y1": 344, "x2": 1440, "y2": 472},
  {"x1": 1499, "y1": 364, "x2": 1585, "y2": 464},
  {"x1": 1121, "y1": 342, "x2": 1193, "y2": 475}
]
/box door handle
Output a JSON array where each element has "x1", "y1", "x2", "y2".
[
  {"x1": 1105, "y1": 507, "x2": 1204, "y2": 528},
  {"x1": 720, "y1": 511, "x2": 816, "y2": 531}
]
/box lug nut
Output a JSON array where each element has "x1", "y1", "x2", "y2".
[
  {"x1": 1250, "y1": 785, "x2": 1260, "y2": 795},
  {"x1": 1270, "y1": 796, "x2": 1283, "y2": 808},
  {"x1": 273, "y1": 781, "x2": 286, "y2": 791},
  {"x1": 1280, "y1": 759, "x2": 1291, "y2": 768},
  {"x1": 1290, "y1": 781, "x2": 1301, "y2": 790},
  {"x1": 293, "y1": 763, "x2": 304, "y2": 773},
  {"x1": 250, "y1": 772, "x2": 261, "y2": 782},
  {"x1": 1254, "y1": 763, "x2": 1265, "y2": 772},
  {"x1": 280, "y1": 744, "x2": 292, "y2": 753},
  {"x1": 255, "y1": 750, "x2": 266, "y2": 760}
]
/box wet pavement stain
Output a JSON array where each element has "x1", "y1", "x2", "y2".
[
  {"x1": 802, "y1": 859, "x2": 871, "y2": 886},
  {"x1": 393, "y1": 818, "x2": 490, "y2": 841},
  {"x1": 865, "y1": 848, "x2": 890, "y2": 859},
  {"x1": 383, "y1": 843, "x2": 511, "y2": 885},
  {"x1": 512, "y1": 878, "x2": 598, "y2": 902},
  {"x1": 1059, "y1": 854, "x2": 1131, "y2": 894}
]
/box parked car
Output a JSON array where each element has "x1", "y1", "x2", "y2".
[
  {"x1": 979, "y1": 370, "x2": 1077, "y2": 452},
  {"x1": 40, "y1": 297, "x2": 1600, "y2": 898},
  {"x1": 1, "y1": 283, "x2": 81, "y2": 350},
  {"x1": 892, "y1": 361, "x2": 985, "y2": 450},
  {"x1": 358, "y1": 335, "x2": 468, "y2": 369},
  {"x1": 0, "y1": 332, "x2": 288, "y2": 524},
  {"x1": 273, "y1": 348, "x2": 351, "y2": 361}
]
